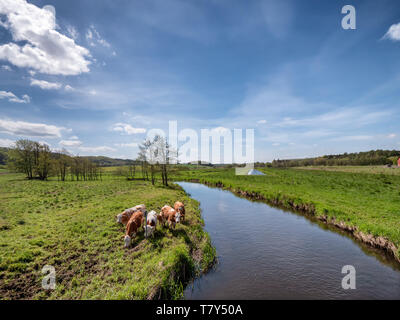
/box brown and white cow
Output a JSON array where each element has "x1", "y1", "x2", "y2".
[
  {"x1": 174, "y1": 201, "x2": 185, "y2": 222},
  {"x1": 144, "y1": 210, "x2": 158, "y2": 238},
  {"x1": 159, "y1": 205, "x2": 171, "y2": 226},
  {"x1": 117, "y1": 204, "x2": 146, "y2": 226},
  {"x1": 160, "y1": 205, "x2": 180, "y2": 229},
  {"x1": 124, "y1": 210, "x2": 145, "y2": 248},
  {"x1": 146, "y1": 210, "x2": 158, "y2": 228}
]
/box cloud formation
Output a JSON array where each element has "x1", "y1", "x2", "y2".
[
  {"x1": 67, "y1": 25, "x2": 79, "y2": 40},
  {"x1": 0, "y1": 119, "x2": 67, "y2": 138},
  {"x1": 0, "y1": 0, "x2": 91, "y2": 75},
  {"x1": 30, "y1": 78, "x2": 62, "y2": 90},
  {"x1": 383, "y1": 23, "x2": 400, "y2": 41},
  {"x1": 86, "y1": 25, "x2": 110, "y2": 48},
  {"x1": 0, "y1": 91, "x2": 30, "y2": 103},
  {"x1": 0, "y1": 138, "x2": 14, "y2": 147},
  {"x1": 1, "y1": 65, "x2": 12, "y2": 71},
  {"x1": 114, "y1": 142, "x2": 138, "y2": 148},
  {"x1": 59, "y1": 139, "x2": 82, "y2": 147},
  {"x1": 112, "y1": 123, "x2": 146, "y2": 135}
]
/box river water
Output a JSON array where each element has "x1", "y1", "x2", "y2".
[{"x1": 177, "y1": 182, "x2": 400, "y2": 299}]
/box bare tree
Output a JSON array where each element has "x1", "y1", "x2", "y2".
[
  {"x1": 154, "y1": 135, "x2": 176, "y2": 186},
  {"x1": 127, "y1": 162, "x2": 136, "y2": 180},
  {"x1": 137, "y1": 143, "x2": 150, "y2": 181},
  {"x1": 137, "y1": 135, "x2": 177, "y2": 186},
  {"x1": 154, "y1": 136, "x2": 176, "y2": 186},
  {"x1": 142, "y1": 138, "x2": 159, "y2": 185},
  {"x1": 54, "y1": 149, "x2": 71, "y2": 181}
]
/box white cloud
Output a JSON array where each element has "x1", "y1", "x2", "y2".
[
  {"x1": 0, "y1": 90, "x2": 30, "y2": 103},
  {"x1": 64, "y1": 85, "x2": 75, "y2": 91},
  {"x1": 59, "y1": 139, "x2": 82, "y2": 147},
  {"x1": 98, "y1": 38, "x2": 110, "y2": 48},
  {"x1": 388, "y1": 133, "x2": 396, "y2": 139},
  {"x1": 0, "y1": 119, "x2": 67, "y2": 138},
  {"x1": 1, "y1": 65, "x2": 12, "y2": 71},
  {"x1": 257, "y1": 119, "x2": 267, "y2": 124},
  {"x1": 86, "y1": 25, "x2": 110, "y2": 48},
  {"x1": 114, "y1": 142, "x2": 138, "y2": 148},
  {"x1": 0, "y1": 138, "x2": 14, "y2": 147},
  {"x1": 383, "y1": 23, "x2": 400, "y2": 41},
  {"x1": 112, "y1": 123, "x2": 146, "y2": 135},
  {"x1": 69, "y1": 135, "x2": 79, "y2": 140},
  {"x1": 67, "y1": 25, "x2": 79, "y2": 40},
  {"x1": 38, "y1": 140, "x2": 50, "y2": 147},
  {"x1": 0, "y1": 0, "x2": 91, "y2": 75},
  {"x1": 30, "y1": 78, "x2": 62, "y2": 90}
]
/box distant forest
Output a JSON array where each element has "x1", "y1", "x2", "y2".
[
  {"x1": 82, "y1": 156, "x2": 134, "y2": 167},
  {"x1": 264, "y1": 150, "x2": 400, "y2": 168},
  {"x1": 0, "y1": 147, "x2": 134, "y2": 167},
  {"x1": 2, "y1": 146, "x2": 399, "y2": 168}
]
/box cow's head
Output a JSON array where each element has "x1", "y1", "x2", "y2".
[
  {"x1": 175, "y1": 211, "x2": 181, "y2": 223},
  {"x1": 116, "y1": 213, "x2": 123, "y2": 223},
  {"x1": 124, "y1": 235, "x2": 131, "y2": 248},
  {"x1": 144, "y1": 225, "x2": 155, "y2": 238}
]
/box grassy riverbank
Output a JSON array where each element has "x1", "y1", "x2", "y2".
[
  {"x1": 173, "y1": 167, "x2": 400, "y2": 260},
  {"x1": 0, "y1": 172, "x2": 215, "y2": 300}
]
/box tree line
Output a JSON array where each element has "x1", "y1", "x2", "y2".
[
  {"x1": 0, "y1": 147, "x2": 7, "y2": 165},
  {"x1": 265, "y1": 150, "x2": 400, "y2": 168},
  {"x1": 129, "y1": 135, "x2": 176, "y2": 186},
  {"x1": 7, "y1": 139, "x2": 102, "y2": 181}
]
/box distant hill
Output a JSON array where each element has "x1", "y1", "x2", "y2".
[
  {"x1": 270, "y1": 150, "x2": 400, "y2": 168},
  {"x1": 79, "y1": 156, "x2": 135, "y2": 167},
  {"x1": 0, "y1": 147, "x2": 134, "y2": 167}
]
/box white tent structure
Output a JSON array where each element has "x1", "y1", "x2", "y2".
[{"x1": 247, "y1": 169, "x2": 265, "y2": 176}]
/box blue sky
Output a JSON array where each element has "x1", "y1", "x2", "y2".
[{"x1": 1, "y1": 0, "x2": 400, "y2": 161}]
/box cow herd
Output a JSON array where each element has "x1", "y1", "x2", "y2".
[{"x1": 116, "y1": 202, "x2": 186, "y2": 248}]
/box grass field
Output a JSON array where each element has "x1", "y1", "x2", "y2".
[
  {"x1": 0, "y1": 171, "x2": 215, "y2": 300},
  {"x1": 3, "y1": 164, "x2": 400, "y2": 299},
  {"x1": 173, "y1": 167, "x2": 400, "y2": 258},
  {"x1": 295, "y1": 165, "x2": 400, "y2": 175}
]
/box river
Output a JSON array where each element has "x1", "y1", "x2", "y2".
[{"x1": 177, "y1": 182, "x2": 400, "y2": 299}]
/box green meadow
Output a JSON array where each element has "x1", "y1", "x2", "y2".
[
  {"x1": 295, "y1": 165, "x2": 400, "y2": 175},
  {"x1": 173, "y1": 167, "x2": 400, "y2": 257},
  {"x1": 2, "y1": 163, "x2": 400, "y2": 299},
  {"x1": 0, "y1": 171, "x2": 215, "y2": 300}
]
